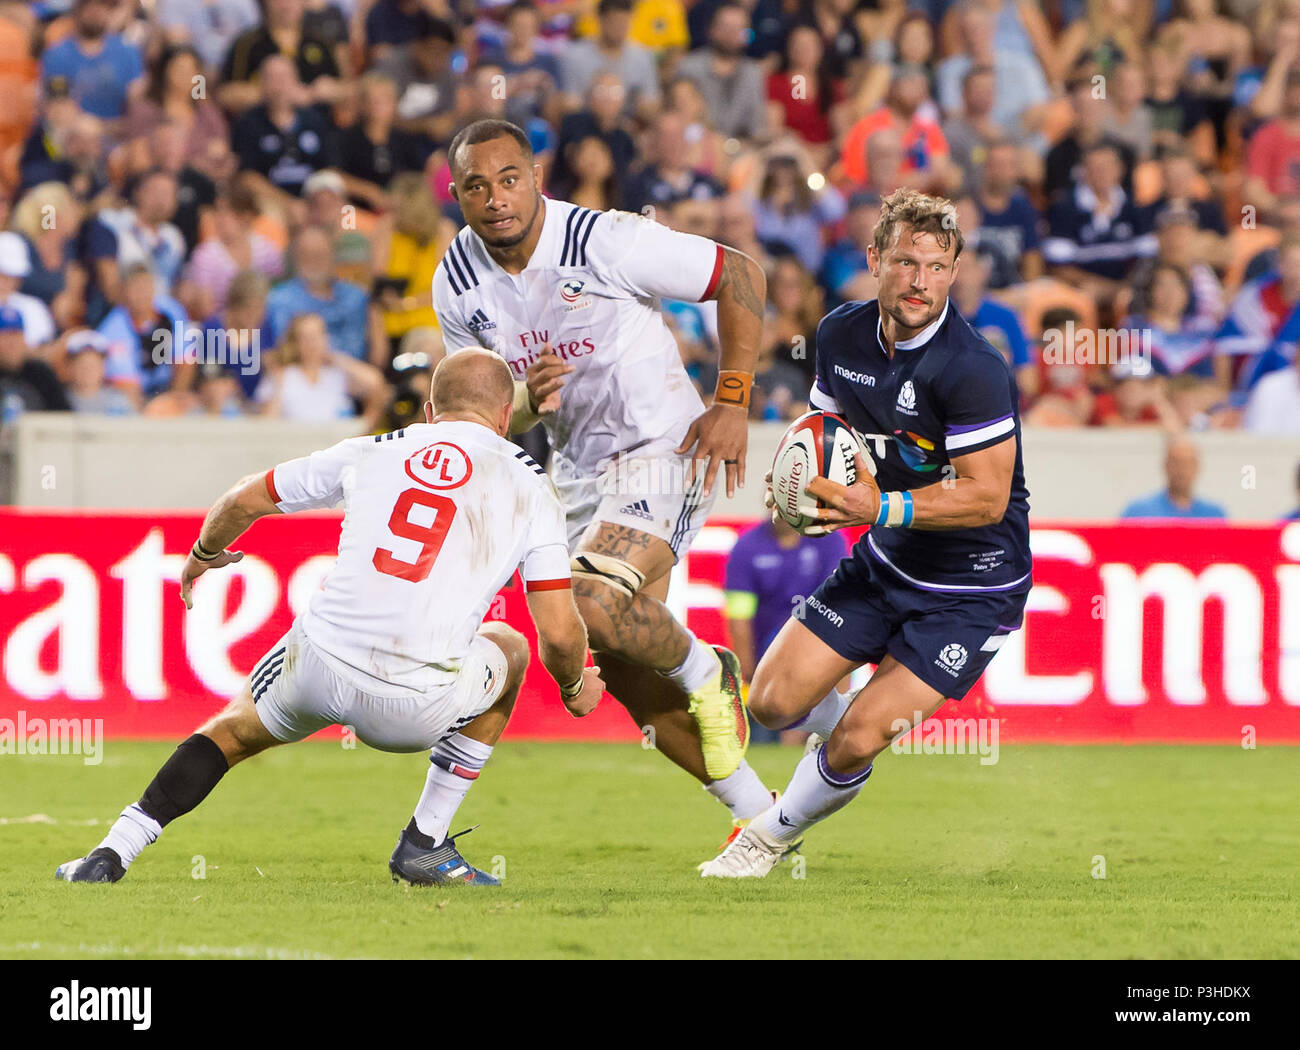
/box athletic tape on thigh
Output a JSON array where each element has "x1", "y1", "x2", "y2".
[{"x1": 571, "y1": 552, "x2": 646, "y2": 598}]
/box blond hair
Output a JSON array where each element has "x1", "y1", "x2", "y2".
[
  {"x1": 872, "y1": 187, "x2": 964, "y2": 261},
  {"x1": 11, "y1": 182, "x2": 81, "y2": 241}
]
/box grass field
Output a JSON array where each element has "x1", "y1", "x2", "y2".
[{"x1": 1, "y1": 740, "x2": 1296, "y2": 959}]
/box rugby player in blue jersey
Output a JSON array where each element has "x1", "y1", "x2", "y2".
[{"x1": 701, "y1": 188, "x2": 1032, "y2": 877}]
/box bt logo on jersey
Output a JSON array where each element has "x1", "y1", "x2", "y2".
[{"x1": 405, "y1": 443, "x2": 473, "y2": 490}]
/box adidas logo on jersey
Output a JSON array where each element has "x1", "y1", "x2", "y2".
[
  {"x1": 619, "y1": 499, "x2": 654, "y2": 521},
  {"x1": 467, "y1": 309, "x2": 496, "y2": 332}
]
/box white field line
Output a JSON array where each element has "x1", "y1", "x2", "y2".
[
  {"x1": 0, "y1": 814, "x2": 103, "y2": 825},
  {"x1": 1, "y1": 941, "x2": 333, "y2": 960}
]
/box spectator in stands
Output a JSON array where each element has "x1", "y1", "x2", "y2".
[
  {"x1": 303, "y1": 168, "x2": 370, "y2": 261},
  {"x1": 18, "y1": 95, "x2": 109, "y2": 205},
  {"x1": 218, "y1": 0, "x2": 341, "y2": 115},
  {"x1": 1243, "y1": 346, "x2": 1300, "y2": 433},
  {"x1": 560, "y1": 135, "x2": 621, "y2": 211},
  {"x1": 753, "y1": 153, "x2": 846, "y2": 275},
  {"x1": 255, "y1": 311, "x2": 385, "y2": 427},
  {"x1": 97, "y1": 262, "x2": 187, "y2": 399},
  {"x1": 1055, "y1": 0, "x2": 1146, "y2": 81},
  {"x1": 181, "y1": 181, "x2": 284, "y2": 319},
  {"x1": 267, "y1": 225, "x2": 374, "y2": 364},
  {"x1": 1143, "y1": 147, "x2": 1227, "y2": 236},
  {"x1": 766, "y1": 22, "x2": 847, "y2": 165},
  {"x1": 1100, "y1": 61, "x2": 1155, "y2": 162},
  {"x1": 142, "y1": 118, "x2": 219, "y2": 254},
  {"x1": 97, "y1": 168, "x2": 188, "y2": 296},
  {"x1": 1214, "y1": 235, "x2": 1300, "y2": 393},
  {"x1": 40, "y1": 0, "x2": 144, "y2": 125},
  {"x1": 125, "y1": 44, "x2": 233, "y2": 183},
  {"x1": 715, "y1": 191, "x2": 773, "y2": 274},
  {"x1": 0, "y1": 231, "x2": 57, "y2": 353},
  {"x1": 624, "y1": 110, "x2": 722, "y2": 215},
  {"x1": 974, "y1": 139, "x2": 1043, "y2": 282},
  {"x1": 205, "y1": 268, "x2": 271, "y2": 400},
  {"x1": 1244, "y1": 195, "x2": 1300, "y2": 282},
  {"x1": 1044, "y1": 142, "x2": 1156, "y2": 311},
  {"x1": 230, "y1": 53, "x2": 340, "y2": 209},
  {"x1": 551, "y1": 73, "x2": 637, "y2": 200},
  {"x1": 942, "y1": 66, "x2": 1004, "y2": 196},
  {"x1": 1244, "y1": 68, "x2": 1300, "y2": 215},
  {"x1": 0, "y1": 304, "x2": 70, "y2": 418},
  {"x1": 800, "y1": 0, "x2": 864, "y2": 80},
  {"x1": 675, "y1": 2, "x2": 768, "y2": 141},
  {"x1": 1125, "y1": 204, "x2": 1224, "y2": 330},
  {"x1": 373, "y1": 13, "x2": 459, "y2": 144},
  {"x1": 363, "y1": 0, "x2": 434, "y2": 66},
  {"x1": 724, "y1": 515, "x2": 847, "y2": 743},
  {"x1": 338, "y1": 72, "x2": 435, "y2": 214},
  {"x1": 1120, "y1": 435, "x2": 1227, "y2": 518},
  {"x1": 1146, "y1": 40, "x2": 1216, "y2": 166},
  {"x1": 839, "y1": 64, "x2": 952, "y2": 193},
  {"x1": 486, "y1": 1, "x2": 563, "y2": 127},
  {"x1": 757, "y1": 253, "x2": 822, "y2": 417},
  {"x1": 935, "y1": 2, "x2": 1049, "y2": 142},
  {"x1": 156, "y1": 0, "x2": 261, "y2": 73},
  {"x1": 1044, "y1": 76, "x2": 1136, "y2": 205},
  {"x1": 821, "y1": 190, "x2": 881, "y2": 307},
  {"x1": 561, "y1": 0, "x2": 661, "y2": 121},
  {"x1": 1126, "y1": 260, "x2": 1217, "y2": 379},
  {"x1": 665, "y1": 77, "x2": 730, "y2": 178},
  {"x1": 372, "y1": 172, "x2": 456, "y2": 360},
  {"x1": 63, "y1": 328, "x2": 135, "y2": 415},
  {"x1": 11, "y1": 182, "x2": 87, "y2": 332},
  {"x1": 953, "y1": 244, "x2": 1035, "y2": 396},
  {"x1": 1024, "y1": 306, "x2": 1096, "y2": 426}
]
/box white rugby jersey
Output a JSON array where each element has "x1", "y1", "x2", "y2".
[
  {"x1": 266, "y1": 420, "x2": 571, "y2": 697},
  {"x1": 432, "y1": 198, "x2": 725, "y2": 479}
]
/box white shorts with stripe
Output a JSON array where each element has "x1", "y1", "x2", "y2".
[
  {"x1": 250, "y1": 620, "x2": 509, "y2": 753},
  {"x1": 553, "y1": 444, "x2": 717, "y2": 559}
]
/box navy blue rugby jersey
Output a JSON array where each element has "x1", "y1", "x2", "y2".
[{"x1": 810, "y1": 298, "x2": 1032, "y2": 593}]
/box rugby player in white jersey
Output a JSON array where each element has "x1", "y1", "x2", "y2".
[
  {"x1": 432, "y1": 119, "x2": 778, "y2": 848},
  {"x1": 55, "y1": 350, "x2": 604, "y2": 886}
]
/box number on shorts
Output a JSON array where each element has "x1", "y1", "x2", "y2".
[{"x1": 373, "y1": 488, "x2": 457, "y2": 582}]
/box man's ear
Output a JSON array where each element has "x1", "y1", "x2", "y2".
[
  {"x1": 500, "y1": 400, "x2": 514, "y2": 437},
  {"x1": 533, "y1": 162, "x2": 544, "y2": 188},
  {"x1": 424, "y1": 399, "x2": 434, "y2": 423},
  {"x1": 867, "y1": 245, "x2": 879, "y2": 278},
  {"x1": 448, "y1": 182, "x2": 459, "y2": 203}
]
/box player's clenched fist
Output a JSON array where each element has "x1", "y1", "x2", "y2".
[
  {"x1": 525, "y1": 342, "x2": 573, "y2": 415},
  {"x1": 562, "y1": 664, "x2": 605, "y2": 717},
  {"x1": 806, "y1": 452, "x2": 882, "y2": 532}
]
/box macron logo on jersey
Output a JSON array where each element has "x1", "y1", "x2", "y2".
[
  {"x1": 833, "y1": 363, "x2": 876, "y2": 387},
  {"x1": 467, "y1": 309, "x2": 496, "y2": 332}
]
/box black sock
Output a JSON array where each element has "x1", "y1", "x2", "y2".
[
  {"x1": 138, "y1": 733, "x2": 230, "y2": 828},
  {"x1": 404, "y1": 817, "x2": 436, "y2": 850}
]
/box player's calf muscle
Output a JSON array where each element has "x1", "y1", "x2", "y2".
[{"x1": 572, "y1": 577, "x2": 689, "y2": 669}]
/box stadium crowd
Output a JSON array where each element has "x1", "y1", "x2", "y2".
[{"x1": 0, "y1": 0, "x2": 1298, "y2": 438}]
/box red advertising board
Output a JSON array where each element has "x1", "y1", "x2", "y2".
[{"x1": 1, "y1": 510, "x2": 1298, "y2": 743}]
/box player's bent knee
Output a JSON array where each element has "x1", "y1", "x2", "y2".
[
  {"x1": 746, "y1": 672, "x2": 800, "y2": 730},
  {"x1": 479, "y1": 622, "x2": 530, "y2": 686}
]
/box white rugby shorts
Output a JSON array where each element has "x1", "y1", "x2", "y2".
[{"x1": 249, "y1": 620, "x2": 509, "y2": 752}]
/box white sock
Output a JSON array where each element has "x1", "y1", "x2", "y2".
[
  {"x1": 664, "y1": 636, "x2": 722, "y2": 693},
  {"x1": 413, "y1": 733, "x2": 494, "y2": 844},
  {"x1": 760, "y1": 745, "x2": 872, "y2": 845},
  {"x1": 98, "y1": 803, "x2": 162, "y2": 868},
  {"x1": 784, "y1": 688, "x2": 851, "y2": 737},
  {"x1": 704, "y1": 760, "x2": 772, "y2": 820}
]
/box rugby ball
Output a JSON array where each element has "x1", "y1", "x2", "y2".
[{"x1": 770, "y1": 411, "x2": 869, "y2": 530}]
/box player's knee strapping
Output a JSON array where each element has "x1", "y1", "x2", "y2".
[
  {"x1": 571, "y1": 552, "x2": 646, "y2": 599},
  {"x1": 138, "y1": 733, "x2": 230, "y2": 827}
]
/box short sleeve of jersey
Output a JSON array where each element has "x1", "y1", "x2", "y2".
[
  {"x1": 267, "y1": 436, "x2": 369, "y2": 512},
  {"x1": 432, "y1": 257, "x2": 482, "y2": 353},
  {"x1": 810, "y1": 311, "x2": 845, "y2": 412},
  {"x1": 934, "y1": 350, "x2": 1018, "y2": 457},
  {"x1": 589, "y1": 210, "x2": 725, "y2": 303},
  {"x1": 521, "y1": 479, "x2": 572, "y2": 590}
]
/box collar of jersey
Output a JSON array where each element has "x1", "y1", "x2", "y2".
[{"x1": 876, "y1": 298, "x2": 949, "y2": 354}]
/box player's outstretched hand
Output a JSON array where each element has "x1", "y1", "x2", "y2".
[
  {"x1": 806, "y1": 452, "x2": 881, "y2": 532},
  {"x1": 180, "y1": 549, "x2": 244, "y2": 610},
  {"x1": 676, "y1": 403, "x2": 747, "y2": 499},
  {"x1": 525, "y1": 342, "x2": 573, "y2": 415},
  {"x1": 563, "y1": 664, "x2": 605, "y2": 718}
]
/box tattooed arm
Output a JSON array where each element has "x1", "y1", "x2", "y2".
[{"x1": 676, "y1": 247, "x2": 767, "y2": 499}]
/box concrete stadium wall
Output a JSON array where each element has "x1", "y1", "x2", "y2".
[{"x1": 4, "y1": 414, "x2": 1297, "y2": 520}]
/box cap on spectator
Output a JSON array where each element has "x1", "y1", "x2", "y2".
[
  {"x1": 66, "y1": 329, "x2": 111, "y2": 356},
  {"x1": 0, "y1": 232, "x2": 31, "y2": 279},
  {"x1": 1155, "y1": 204, "x2": 1198, "y2": 230},
  {"x1": 303, "y1": 170, "x2": 346, "y2": 197},
  {"x1": 0, "y1": 306, "x2": 24, "y2": 333}
]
